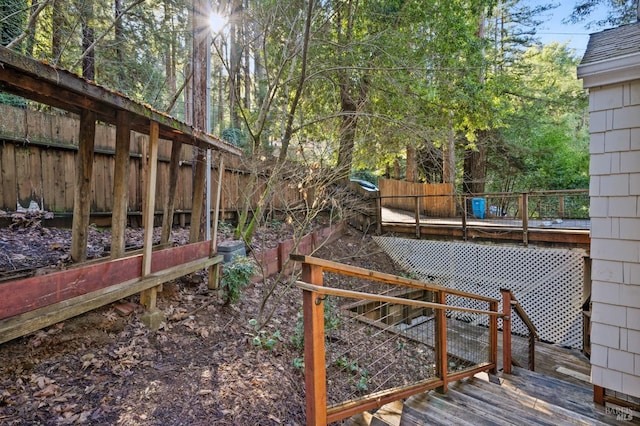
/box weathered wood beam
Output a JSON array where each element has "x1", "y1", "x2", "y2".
[
  {"x1": 140, "y1": 121, "x2": 160, "y2": 310},
  {"x1": 111, "y1": 110, "x2": 132, "y2": 259},
  {"x1": 71, "y1": 109, "x2": 96, "y2": 262},
  {"x1": 0, "y1": 46, "x2": 241, "y2": 155},
  {"x1": 0, "y1": 254, "x2": 222, "y2": 345},
  {"x1": 0, "y1": 241, "x2": 212, "y2": 321}
]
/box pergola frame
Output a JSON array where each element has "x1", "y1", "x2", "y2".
[{"x1": 0, "y1": 47, "x2": 241, "y2": 341}]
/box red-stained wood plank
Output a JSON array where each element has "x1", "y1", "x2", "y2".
[{"x1": 0, "y1": 240, "x2": 211, "y2": 320}]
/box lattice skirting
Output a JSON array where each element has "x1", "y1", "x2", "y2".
[{"x1": 373, "y1": 237, "x2": 587, "y2": 349}]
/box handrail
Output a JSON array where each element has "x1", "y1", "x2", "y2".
[
  {"x1": 501, "y1": 289, "x2": 538, "y2": 373},
  {"x1": 291, "y1": 254, "x2": 499, "y2": 303},
  {"x1": 294, "y1": 255, "x2": 501, "y2": 426},
  {"x1": 296, "y1": 281, "x2": 503, "y2": 317}
]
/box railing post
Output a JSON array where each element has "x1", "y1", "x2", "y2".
[
  {"x1": 501, "y1": 289, "x2": 512, "y2": 374},
  {"x1": 489, "y1": 300, "x2": 499, "y2": 375},
  {"x1": 414, "y1": 196, "x2": 421, "y2": 238},
  {"x1": 461, "y1": 195, "x2": 468, "y2": 241},
  {"x1": 558, "y1": 194, "x2": 565, "y2": 218},
  {"x1": 302, "y1": 262, "x2": 327, "y2": 426},
  {"x1": 435, "y1": 290, "x2": 448, "y2": 393},
  {"x1": 376, "y1": 196, "x2": 382, "y2": 235},
  {"x1": 521, "y1": 192, "x2": 529, "y2": 247}
]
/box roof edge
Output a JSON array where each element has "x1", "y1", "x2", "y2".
[{"x1": 577, "y1": 51, "x2": 640, "y2": 88}]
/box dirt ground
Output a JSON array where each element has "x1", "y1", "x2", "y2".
[{"x1": 0, "y1": 214, "x2": 400, "y2": 425}]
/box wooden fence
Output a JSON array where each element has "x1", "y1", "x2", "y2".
[
  {"x1": 0, "y1": 104, "x2": 304, "y2": 222},
  {"x1": 378, "y1": 178, "x2": 455, "y2": 217}
]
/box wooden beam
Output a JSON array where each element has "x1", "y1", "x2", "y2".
[
  {"x1": 111, "y1": 110, "x2": 132, "y2": 259},
  {"x1": 71, "y1": 109, "x2": 96, "y2": 262},
  {"x1": 208, "y1": 155, "x2": 225, "y2": 290},
  {"x1": 0, "y1": 241, "x2": 212, "y2": 320},
  {"x1": 290, "y1": 255, "x2": 499, "y2": 303},
  {"x1": 140, "y1": 121, "x2": 160, "y2": 310},
  {"x1": 161, "y1": 139, "x2": 183, "y2": 244},
  {"x1": 0, "y1": 47, "x2": 242, "y2": 155},
  {"x1": 435, "y1": 290, "x2": 448, "y2": 394},
  {"x1": 0, "y1": 254, "x2": 222, "y2": 345},
  {"x1": 302, "y1": 262, "x2": 327, "y2": 426},
  {"x1": 501, "y1": 290, "x2": 513, "y2": 374}
]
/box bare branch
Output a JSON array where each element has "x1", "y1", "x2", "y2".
[{"x1": 6, "y1": 1, "x2": 50, "y2": 51}]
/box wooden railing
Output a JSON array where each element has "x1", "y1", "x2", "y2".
[
  {"x1": 291, "y1": 254, "x2": 503, "y2": 426},
  {"x1": 501, "y1": 289, "x2": 539, "y2": 373},
  {"x1": 376, "y1": 189, "x2": 589, "y2": 245}
]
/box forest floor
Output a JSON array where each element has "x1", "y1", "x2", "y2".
[{"x1": 0, "y1": 212, "x2": 400, "y2": 425}]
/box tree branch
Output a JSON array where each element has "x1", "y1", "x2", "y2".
[
  {"x1": 6, "y1": 1, "x2": 50, "y2": 51},
  {"x1": 72, "y1": 0, "x2": 145, "y2": 70}
]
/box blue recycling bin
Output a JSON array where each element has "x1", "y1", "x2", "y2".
[{"x1": 472, "y1": 197, "x2": 485, "y2": 219}]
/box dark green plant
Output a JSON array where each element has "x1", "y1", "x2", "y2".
[
  {"x1": 248, "y1": 318, "x2": 281, "y2": 351},
  {"x1": 220, "y1": 255, "x2": 257, "y2": 305}
]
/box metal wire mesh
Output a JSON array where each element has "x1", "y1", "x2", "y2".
[
  {"x1": 509, "y1": 307, "x2": 534, "y2": 370},
  {"x1": 444, "y1": 296, "x2": 492, "y2": 373},
  {"x1": 324, "y1": 292, "x2": 437, "y2": 407}
]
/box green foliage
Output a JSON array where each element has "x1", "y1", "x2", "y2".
[
  {"x1": 220, "y1": 255, "x2": 257, "y2": 305},
  {"x1": 221, "y1": 128, "x2": 246, "y2": 148},
  {"x1": 248, "y1": 318, "x2": 281, "y2": 351},
  {"x1": 335, "y1": 356, "x2": 369, "y2": 392}
]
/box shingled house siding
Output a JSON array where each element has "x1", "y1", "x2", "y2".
[{"x1": 578, "y1": 23, "x2": 640, "y2": 400}]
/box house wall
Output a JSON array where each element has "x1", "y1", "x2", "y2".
[{"x1": 587, "y1": 79, "x2": 640, "y2": 399}]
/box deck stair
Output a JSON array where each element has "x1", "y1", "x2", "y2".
[{"x1": 352, "y1": 367, "x2": 639, "y2": 425}]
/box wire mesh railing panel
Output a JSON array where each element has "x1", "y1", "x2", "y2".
[
  {"x1": 527, "y1": 191, "x2": 590, "y2": 227},
  {"x1": 325, "y1": 295, "x2": 437, "y2": 408},
  {"x1": 509, "y1": 308, "x2": 533, "y2": 370},
  {"x1": 444, "y1": 296, "x2": 492, "y2": 373}
]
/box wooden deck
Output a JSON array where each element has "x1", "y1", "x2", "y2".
[{"x1": 380, "y1": 207, "x2": 590, "y2": 249}]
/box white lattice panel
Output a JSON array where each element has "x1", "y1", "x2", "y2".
[{"x1": 373, "y1": 237, "x2": 586, "y2": 348}]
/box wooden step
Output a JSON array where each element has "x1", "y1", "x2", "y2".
[
  {"x1": 396, "y1": 367, "x2": 637, "y2": 426},
  {"x1": 370, "y1": 400, "x2": 403, "y2": 426}
]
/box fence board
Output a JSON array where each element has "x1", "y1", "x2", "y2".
[
  {"x1": 0, "y1": 106, "x2": 306, "y2": 220},
  {"x1": 379, "y1": 178, "x2": 454, "y2": 217},
  {"x1": 0, "y1": 143, "x2": 17, "y2": 209}
]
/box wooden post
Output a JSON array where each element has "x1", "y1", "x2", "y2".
[
  {"x1": 593, "y1": 385, "x2": 604, "y2": 405},
  {"x1": 302, "y1": 262, "x2": 327, "y2": 426},
  {"x1": 71, "y1": 109, "x2": 96, "y2": 263},
  {"x1": 489, "y1": 300, "x2": 499, "y2": 374},
  {"x1": 111, "y1": 110, "x2": 131, "y2": 259},
  {"x1": 501, "y1": 289, "x2": 512, "y2": 374},
  {"x1": 558, "y1": 194, "x2": 565, "y2": 218},
  {"x1": 521, "y1": 192, "x2": 529, "y2": 247},
  {"x1": 161, "y1": 139, "x2": 183, "y2": 245},
  {"x1": 190, "y1": 148, "x2": 207, "y2": 243},
  {"x1": 435, "y1": 290, "x2": 448, "y2": 393},
  {"x1": 376, "y1": 196, "x2": 382, "y2": 235},
  {"x1": 414, "y1": 196, "x2": 421, "y2": 239},
  {"x1": 140, "y1": 122, "x2": 160, "y2": 312}
]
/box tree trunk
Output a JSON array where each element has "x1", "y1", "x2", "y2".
[
  {"x1": 443, "y1": 111, "x2": 456, "y2": 184},
  {"x1": 191, "y1": 0, "x2": 210, "y2": 241},
  {"x1": 81, "y1": 0, "x2": 95, "y2": 80},
  {"x1": 406, "y1": 145, "x2": 417, "y2": 182},
  {"x1": 115, "y1": 0, "x2": 126, "y2": 88},
  {"x1": 52, "y1": 0, "x2": 63, "y2": 62}
]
